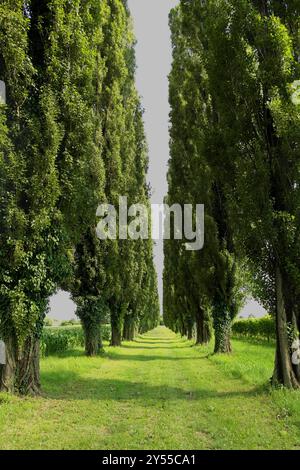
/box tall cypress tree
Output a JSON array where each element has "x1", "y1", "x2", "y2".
[
  {"x1": 69, "y1": 0, "x2": 109, "y2": 357},
  {"x1": 202, "y1": 0, "x2": 300, "y2": 386},
  {"x1": 71, "y1": 0, "x2": 159, "y2": 351},
  {"x1": 165, "y1": 3, "x2": 244, "y2": 351},
  {"x1": 164, "y1": 6, "x2": 213, "y2": 344},
  {"x1": 98, "y1": 0, "x2": 159, "y2": 346},
  {"x1": 0, "y1": 0, "x2": 105, "y2": 393},
  {"x1": 0, "y1": 0, "x2": 63, "y2": 394}
]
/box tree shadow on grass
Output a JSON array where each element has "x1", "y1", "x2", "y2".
[{"x1": 41, "y1": 371, "x2": 266, "y2": 403}]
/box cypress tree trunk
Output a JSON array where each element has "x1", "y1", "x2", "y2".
[
  {"x1": 212, "y1": 299, "x2": 232, "y2": 353},
  {"x1": 123, "y1": 316, "x2": 135, "y2": 341},
  {"x1": 16, "y1": 337, "x2": 41, "y2": 396},
  {"x1": 0, "y1": 335, "x2": 40, "y2": 395},
  {"x1": 82, "y1": 321, "x2": 101, "y2": 357},
  {"x1": 180, "y1": 326, "x2": 187, "y2": 337},
  {"x1": 110, "y1": 312, "x2": 122, "y2": 347},
  {"x1": 195, "y1": 311, "x2": 210, "y2": 345},
  {"x1": 272, "y1": 266, "x2": 300, "y2": 389},
  {"x1": 123, "y1": 316, "x2": 129, "y2": 341},
  {"x1": 187, "y1": 323, "x2": 194, "y2": 340},
  {"x1": 214, "y1": 317, "x2": 232, "y2": 354}
]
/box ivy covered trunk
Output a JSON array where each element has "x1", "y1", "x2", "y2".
[
  {"x1": 16, "y1": 337, "x2": 41, "y2": 395},
  {"x1": 214, "y1": 319, "x2": 232, "y2": 354},
  {"x1": 213, "y1": 309, "x2": 232, "y2": 354},
  {"x1": 0, "y1": 335, "x2": 40, "y2": 395},
  {"x1": 82, "y1": 321, "x2": 102, "y2": 357},
  {"x1": 123, "y1": 315, "x2": 135, "y2": 341},
  {"x1": 272, "y1": 266, "x2": 300, "y2": 389}
]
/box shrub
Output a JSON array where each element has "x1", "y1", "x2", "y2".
[
  {"x1": 44, "y1": 317, "x2": 54, "y2": 327},
  {"x1": 41, "y1": 324, "x2": 111, "y2": 356},
  {"x1": 41, "y1": 327, "x2": 84, "y2": 356},
  {"x1": 232, "y1": 316, "x2": 275, "y2": 342},
  {"x1": 60, "y1": 319, "x2": 80, "y2": 327}
]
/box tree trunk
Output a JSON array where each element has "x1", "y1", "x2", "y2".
[
  {"x1": 0, "y1": 333, "x2": 41, "y2": 396},
  {"x1": 16, "y1": 337, "x2": 41, "y2": 396},
  {"x1": 82, "y1": 322, "x2": 101, "y2": 357},
  {"x1": 214, "y1": 316, "x2": 232, "y2": 354},
  {"x1": 110, "y1": 312, "x2": 122, "y2": 347},
  {"x1": 123, "y1": 316, "x2": 135, "y2": 341},
  {"x1": 187, "y1": 323, "x2": 194, "y2": 340},
  {"x1": 195, "y1": 312, "x2": 210, "y2": 345},
  {"x1": 180, "y1": 326, "x2": 187, "y2": 337},
  {"x1": 272, "y1": 266, "x2": 300, "y2": 389},
  {"x1": 98, "y1": 334, "x2": 103, "y2": 352},
  {"x1": 111, "y1": 326, "x2": 122, "y2": 346}
]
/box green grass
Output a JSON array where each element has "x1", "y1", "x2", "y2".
[{"x1": 0, "y1": 326, "x2": 300, "y2": 450}]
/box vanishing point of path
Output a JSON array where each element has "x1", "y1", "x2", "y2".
[{"x1": 0, "y1": 326, "x2": 300, "y2": 449}]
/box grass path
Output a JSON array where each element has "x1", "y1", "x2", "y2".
[{"x1": 0, "y1": 326, "x2": 300, "y2": 449}]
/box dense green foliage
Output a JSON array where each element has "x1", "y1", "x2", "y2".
[
  {"x1": 233, "y1": 316, "x2": 275, "y2": 342},
  {"x1": 0, "y1": 0, "x2": 70, "y2": 394},
  {"x1": 0, "y1": 0, "x2": 159, "y2": 394},
  {"x1": 41, "y1": 327, "x2": 84, "y2": 356},
  {"x1": 165, "y1": 0, "x2": 300, "y2": 388},
  {"x1": 164, "y1": 1, "x2": 245, "y2": 352},
  {"x1": 41, "y1": 325, "x2": 111, "y2": 356},
  {"x1": 70, "y1": 0, "x2": 159, "y2": 351}
]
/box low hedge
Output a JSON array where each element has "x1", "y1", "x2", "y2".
[
  {"x1": 41, "y1": 324, "x2": 111, "y2": 356},
  {"x1": 232, "y1": 315, "x2": 275, "y2": 342}
]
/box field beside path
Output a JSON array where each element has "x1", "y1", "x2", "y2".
[{"x1": 0, "y1": 326, "x2": 300, "y2": 450}]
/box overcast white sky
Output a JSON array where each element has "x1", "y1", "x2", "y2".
[
  {"x1": 128, "y1": 0, "x2": 179, "y2": 310},
  {"x1": 49, "y1": 0, "x2": 266, "y2": 320}
]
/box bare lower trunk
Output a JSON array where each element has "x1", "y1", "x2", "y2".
[
  {"x1": 111, "y1": 326, "x2": 122, "y2": 346},
  {"x1": 110, "y1": 312, "x2": 122, "y2": 347},
  {"x1": 181, "y1": 326, "x2": 187, "y2": 337},
  {"x1": 1, "y1": 335, "x2": 40, "y2": 395},
  {"x1": 195, "y1": 312, "x2": 210, "y2": 345},
  {"x1": 187, "y1": 323, "x2": 194, "y2": 340},
  {"x1": 82, "y1": 322, "x2": 101, "y2": 357},
  {"x1": 123, "y1": 316, "x2": 135, "y2": 341},
  {"x1": 272, "y1": 266, "x2": 300, "y2": 389}
]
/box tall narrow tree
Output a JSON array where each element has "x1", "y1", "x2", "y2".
[
  {"x1": 0, "y1": 0, "x2": 105, "y2": 393},
  {"x1": 164, "y1": 3, "x2": 244, "y2": 351},
  {"x1": 0, "y1": 0, "x2": 62, "y2": 394}
]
